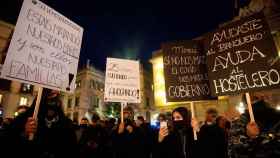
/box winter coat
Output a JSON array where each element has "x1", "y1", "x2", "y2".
[
  {"x1": 198, "y1": 123, "x2": 228, "y2": 158},
  {"x1": 1, "y1": 95, "x2": 78, "y2": 158},
  {"x1": 79, "y1": 124, "x2": 112, "y2": 158},
  {"x1": 153, "y1": 127, "x2": 197, "y2": 158}
]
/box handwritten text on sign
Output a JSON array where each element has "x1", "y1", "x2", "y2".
[
  {"x1": 1, "y1": 0, "x2": 83, "y2": 92},
  {"x1": 204, "y1": 12, "x2": 280, "y2": 96},
  {"x1": 104, "y1": 58, "x2": 141, "y2": 103},
  {"x1": 162, "y1": 41, "x2": 213, "y2": 102}
]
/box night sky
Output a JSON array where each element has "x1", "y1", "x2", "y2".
[{"x1": 0, "y1": 0, "x2": 242, "y2": 71}]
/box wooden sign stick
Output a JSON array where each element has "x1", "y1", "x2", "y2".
[
  {"x1": 245, "y1": 92, "x2": 255, "y2": 122},
  {"x1": 121, "y1": 102, "x2": 127, "y2": 123},
  {"x1": 29, "y1": 86, "x2": 43, "y2": 140},
  {"x1": 190, "y1": 102, "x2": 198, "y2": 140}
]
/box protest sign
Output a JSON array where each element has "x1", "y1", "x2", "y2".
[
  {"x1": 1, "y1": 0, "x2": 83, "y2": 92},
  {"x1": 204, "y1": 12, "x2": 280, "y2": 96},
  {"x1": 162, "y1": 40, "x2": 213, "y2": 102},
  {"x1": 104, "y1": 58, "x2": 141, "y2": 103}
]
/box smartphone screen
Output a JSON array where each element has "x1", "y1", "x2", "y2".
[{"x1": 160, "y1": 121, "x2": 167, "y2": 128}]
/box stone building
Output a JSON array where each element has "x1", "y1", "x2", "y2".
[{"x1": 60, "y1": 61, "x2": 105, "y2": 123}]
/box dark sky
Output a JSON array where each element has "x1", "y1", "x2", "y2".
[{"x1": 0, "y1": 0, "x2": 238, "y2": 71}]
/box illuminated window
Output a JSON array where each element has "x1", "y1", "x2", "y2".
[
  {"x1": 0, "y1": 94, "x2": 3, "y2": 104},
  {"x1": 19, "y1": 97, "x2": 28, "y2": 106}
]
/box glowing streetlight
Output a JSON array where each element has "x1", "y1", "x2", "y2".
[
  {"x1": 236, "y1": 102, "x2": 245, "y2": 114},
  {"x1": 276, "y1": 105, "x2": 280, "y2": 111}
]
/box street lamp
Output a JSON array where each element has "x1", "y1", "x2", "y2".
[
  {"x1": 276, "y1": 105, "x2": 280, "y2": 111},
  {"x1": 236, "y1": 102, "x2": 245, "y2": 114}
]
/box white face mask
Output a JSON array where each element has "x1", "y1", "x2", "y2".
[
  {"x1": 45, "y1": 116, "x2": 59, "y2": 128},
  {"x1": 206, "y1": 122, "x2": 213, "y2": 125}
]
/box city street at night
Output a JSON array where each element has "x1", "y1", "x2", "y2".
[{"x1": 0, "y1": 0, "x2": 280, "y2": 158}]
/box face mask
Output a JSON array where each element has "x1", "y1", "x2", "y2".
[
  {"x1": 45, "y1": 116, "x2": 59, "y2": 128},
  {"x1": 173, "y1": 120, "x2": 186, "y2": 131},
  {"x1": 80, "y1": 124, "x2": 88, "y2": 128}
]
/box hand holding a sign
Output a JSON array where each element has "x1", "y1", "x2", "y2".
[
  {"x1": 126, "y1": 125, "x2": 134, "y2": 134},
  {"x1": 158, "y1": 126, "x2": 169, "y2": 143},
  {"x1": 25, "y1": 117, "x2": 37, "y2": 139},
  {"x1": 118, "y1": 122, "x2": 125, "y2": 134},
  {"x1": 246, "y1": 122, "x2": 260, "y2": 139},
  {"x1": 191, "y1": 118, "x2": 199, "y2": 132}
]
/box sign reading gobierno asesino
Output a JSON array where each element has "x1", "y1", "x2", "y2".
[
  {"x1": 104, "y1": 58, "x2": 141, "y2": 103},
  {"x1": 204, "y1": 12, "x2": 280, "y2": 96},
  {"x1": 1, "y1": 0, "x2": 83, "y2": 92}
]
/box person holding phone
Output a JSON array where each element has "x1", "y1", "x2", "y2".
[{"x1": 153, "y1": 107, "x2": 199, "y2": 158}]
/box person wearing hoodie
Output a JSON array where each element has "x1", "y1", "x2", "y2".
[
  {"x1": 153, "y1": 107, "x2": 198, "y2": 158},
  {"x1": 229, "y1": 95, "x2": 280, "y2": 158},
  {"x1": 78, "y1": 113, "x2": 111, "y2": 158},
  {"x1": 113, "y1": 118, "x2": 143, "y2": 158},
  {"x1": 1, "y1": 89, "x2": 78, "y2": 158}
]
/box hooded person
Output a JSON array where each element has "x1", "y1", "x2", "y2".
[
  {"x1": 78, "y1": 113, "x2": 112, "y2": 158},
  {"x1": 2, "y1": 88, "x2": 78, "y2": 158},
  {"x1": 153, "y1": 107, "x2": 198, "y2": 158},
  {"x1": 229, "y1": 95, "x2": 280, "y2": 158},
  {"x1": 112, "y1": 118, "x2": 143, "y2": 158}
]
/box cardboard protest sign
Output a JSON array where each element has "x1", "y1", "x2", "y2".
[
  {"x1": 162, "y1": 41, "x2": 213, "y2": 102},
  {"x1": 104, "y1": 58, "x2": 141, "y2": 103},
  {"x1": 204, "y1": 12, "x2": 280, "y2": 96},
  {"x1": 1, "y1": 0, "x2": 83, "y2": 92}
]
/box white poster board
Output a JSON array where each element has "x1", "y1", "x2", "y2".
[
  {"x1": 1, "y1": 0, "x2": 83, "y2": 92},
  {"x1": 104, "y1": 58, "x2": 141, "y2": 103}
]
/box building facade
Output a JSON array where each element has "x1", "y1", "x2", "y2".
[
  {"x1": 133, "y1": 65, "x2": 154, "y2": 121},
  {"x1": 0, "y1": 79, "x2": 41, "y2": 118},
  {"x1": 61, "y1": 63, "x2": 105, "y2": 123}
]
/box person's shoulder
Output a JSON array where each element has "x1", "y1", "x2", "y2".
[
  {"x1": 61, "y1": 117, "x2": 76, "y2": 129},
  {"x1": 199, "y1": 124, "x2": 208, "y2": 130}
]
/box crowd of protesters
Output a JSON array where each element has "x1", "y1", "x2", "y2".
[{"x1": 0, "y1": 88, "x2": 279, "y2": 158}]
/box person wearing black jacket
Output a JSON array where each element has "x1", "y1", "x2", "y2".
[
  {"x1": 78, "y1": 113, "x2": 111, "y2": 158},
  {"x1": 229, "y1": 97, "x2": 280, "y2": 158},
  {"x1": 113, "y1": 119, "x2": 143, "y2": 158},
  {"x1": 136, "y1": 116, "x2": 153, "y2": 158},
  {"x1": 153, "y1": 107, "x2": 197, "y2": 158},
  {"x1": 198, "y1": 108, "x2": 227, "y2": 158},
  {"x1": 1, "y1": 89, "x2": 78, "y2": 158}
]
